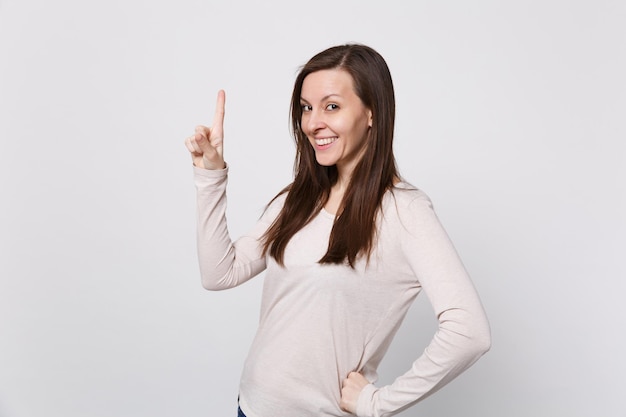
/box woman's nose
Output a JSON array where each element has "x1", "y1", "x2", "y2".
[{"x1": 306, "y1": 110, "x2": 326, "y2": 133}]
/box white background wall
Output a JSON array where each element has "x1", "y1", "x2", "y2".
[{"x1": 1, "y1": 1, "x2": 624, "y2": 416}]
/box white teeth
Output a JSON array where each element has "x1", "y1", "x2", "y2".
[{"x1": 315, "y1": 137, "x2": 337, "y2": 145}]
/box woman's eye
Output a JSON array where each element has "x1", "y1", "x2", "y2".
[
  {"x1": 301, "y1": 104, "x2": 312, "y2": 112},
  {"x1": 326, "y1": 103, "x2": 339, "y2": 110}
]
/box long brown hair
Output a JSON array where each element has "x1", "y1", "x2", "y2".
[{"x1": 262, "y1": 44, "x2": 398, "y2": 267}]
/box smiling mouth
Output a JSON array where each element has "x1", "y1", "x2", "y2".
[{"x1": 315, "y1": 137, "x2": 337, "y2": 146}]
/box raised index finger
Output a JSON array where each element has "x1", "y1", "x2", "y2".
[{"x1": 211, "y1": 89, "x2": 226, "y2": 137}]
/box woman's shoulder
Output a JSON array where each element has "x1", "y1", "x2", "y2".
[
  {"x1": 382, "y1": 181, "x2": 439, "y2": 232},
  {"x1": 389, "y1": 180, "x2": 433, "y2": 208}
]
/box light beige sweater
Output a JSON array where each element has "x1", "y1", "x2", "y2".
[{"x1": 194, "y1": 166, "x2": 490, "y2": 417}]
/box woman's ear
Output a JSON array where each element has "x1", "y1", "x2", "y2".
[{"x1": 368, "y1": 110, "x2": 373, "y2": 127}]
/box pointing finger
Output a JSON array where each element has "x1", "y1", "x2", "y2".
[{"x1": 211, "y1": 90, "x2": 226, "y2": 139}]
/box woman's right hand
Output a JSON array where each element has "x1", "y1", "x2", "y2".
[{"x1": 184, "y1": 90, "x2": 226, "y2": 170}]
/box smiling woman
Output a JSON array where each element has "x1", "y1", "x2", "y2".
[
  {"x1": 299, "y1": 69, "x2": 372, "y2": 179},
  {"x1": 184, "y1": 44, "x2": 491, "y2": 417}
]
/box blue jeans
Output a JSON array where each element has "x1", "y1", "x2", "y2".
[{"x1": 237, "y1": 406, "x2": 247, "y2": 417}]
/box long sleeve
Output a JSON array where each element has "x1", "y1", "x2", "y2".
[
  {"x1": 356, "y1": 192, "x2": 491, "y2": 417},
  {"x1": 194, "y1": 166, "x2": 273, "y2": 290}
]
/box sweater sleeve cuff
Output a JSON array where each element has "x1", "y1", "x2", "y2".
[
  {"x1": 193, "y1": 163, "x2": 228, "y2": 177},
  {"x1": 356, "y1": 383, "x2": 377, "y2": 417}
]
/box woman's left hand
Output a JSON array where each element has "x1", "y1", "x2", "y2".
[{"x1": 340, "y1": 372, "x2": 370, "y2": 414}]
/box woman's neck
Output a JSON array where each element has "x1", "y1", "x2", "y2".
[{"x1": 324, "y1": 172, "x2": 350, "y2": 215}]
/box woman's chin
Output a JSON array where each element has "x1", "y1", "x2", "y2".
[
  {"x1": 315, "y1": 156, "x2": 336, "y2": 167},
  {"x1": 317, "y1": 159, "x2": 335, "y2": 167}
]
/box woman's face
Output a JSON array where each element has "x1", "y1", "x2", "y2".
[{"x1": 300, "y1": 69, "x2": 372, "y2": 176}]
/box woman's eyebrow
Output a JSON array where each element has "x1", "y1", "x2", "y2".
[{"x1": 300, "y1": 93, "x2": 342, "y2": 103}]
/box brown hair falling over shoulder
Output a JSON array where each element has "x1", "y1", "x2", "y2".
[{"x1": 262, "y1": 44, "x2": 398, "y2": 267}]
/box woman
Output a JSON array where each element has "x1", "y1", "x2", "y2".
[{"x1": 185, "y1": 44, "x2": 490, "y2": 417}]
